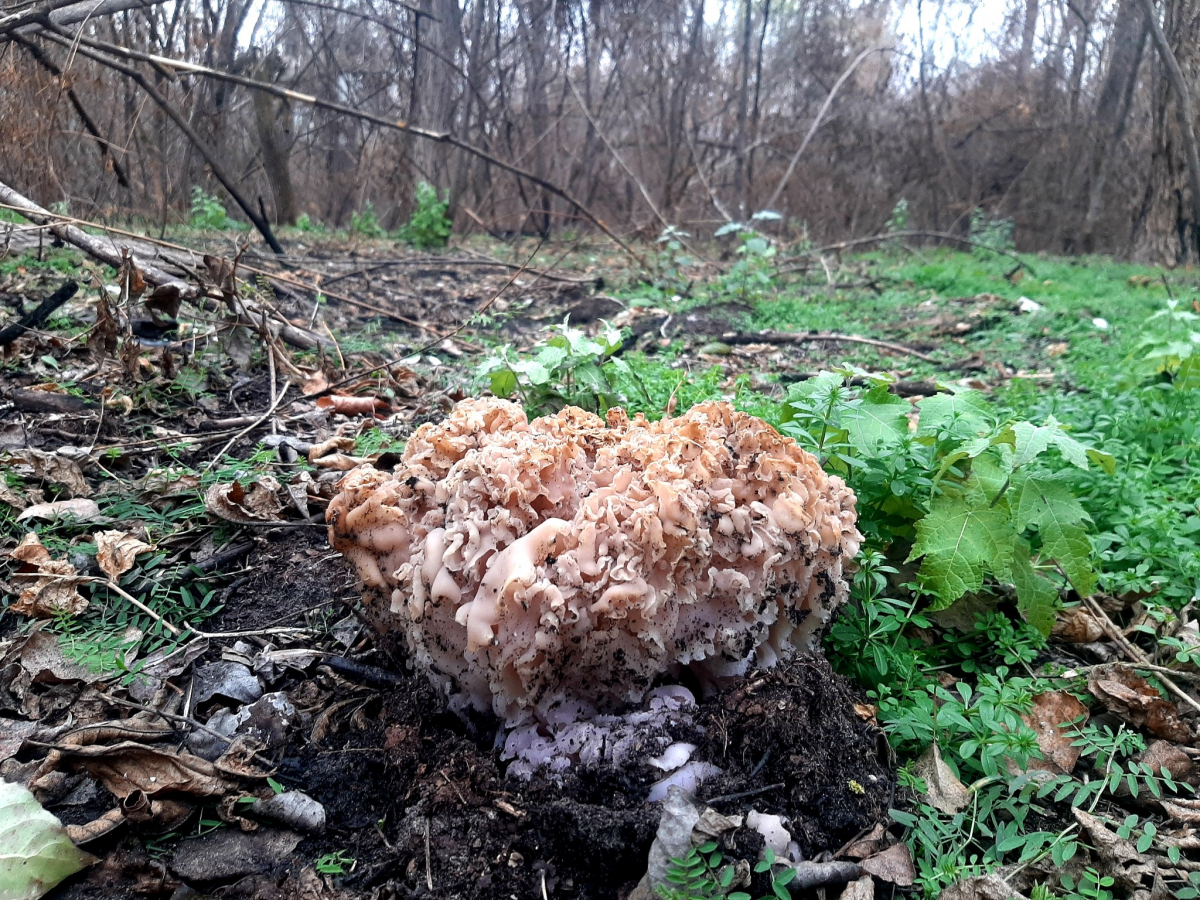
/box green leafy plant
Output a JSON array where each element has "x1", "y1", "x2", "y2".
[
  {"x1": 779, "y1": 372, "x2": 1112, "y2": 633},
  {"x1": 314, "y1": 849, "x2": 356, "y2": 875},
  {"x1": 969, "y1": 209, "x2": 1015, "y2": 256},
  {"x1": 656, "y1": 843, "x2": 794, "y2": 900},
  {"x1": 350, "y1": 202, "x2": 386, "y2": 239},
  {"x1": 714, "y1": 216, "x2": 778, "y2": 302},
  {"x1": 1135, "y1": 299, "x2": 1200, "y2": 389},
  {"x1": 398, "y1": 182, "x2": 452, "y2": 249},
  {"x1": 294, "y1": 212, "x2": 326, "y2": 234},
  {"x1": 190, "y1": 187, "x2": 229, "y2": 230},
  {"x1": 887, "y1": 197, "x2": 910, "y2": 233},
  {"x1": 479, "y1": 319, "x2": 646, "y2": 416}
]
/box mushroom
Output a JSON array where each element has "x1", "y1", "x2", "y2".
[{"x1": 328, "y1": 398, "x2": 861, "y2": 732}]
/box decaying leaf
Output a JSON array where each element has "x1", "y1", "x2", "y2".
[
  {"x1": 204, "y1": 477, "x2": 283, "y2": 524},
  {"x1": 1071, "y1": 808, "x2": 1157, "y2": 889},
  {"x1": 0, "y1": 780, "x2": 96, "y2": 900},
  {"x1": 912, "y1": 742, "x2": 970, "y2": 814},
  {"x1": 1022, "y1": 691, "x2": 1089, "y2": 774},
  {"x1": 0, "y1": 481, "x2": 28, "y2": 511},
  {"x1": 301, "y1": 370, "x2": 329, "y2": 395},
  {"x1": 56, "y1": 741, "x2": 239, "y2": 800},
  {"x1": 1051, "y1": 606, "x2": 1104, "y2": 643},
  {"x1": 1088, "y1": 665, "x2": 1193, "y2": 743},
  {"x1": 94, "y1": 530, "x2": 153, "y2": 581},
  {"x1": 144, "y1": 283, "x2": 183, "y2": 321},
  {"x1": 315, "y1": 394, "x2": 389, "y2": 417},
  {"x1": 308, "y1": 436, "x2": 357, "y2": 463},
  {"x1": 859, "y1": 843, "x2": 915, "y2": 886},
  {"x1": 1, "y1": 450, "x2": 91, "y2": 497},
  {"x1": 15, "y1": 499, "x2": 102, "y2": 523},
  {"x1": 9, "y1": 533, "x2": 87, "y2": 618},
  {"x1": 940, "y1": 872, "x2": 1030, "y2": 900}
]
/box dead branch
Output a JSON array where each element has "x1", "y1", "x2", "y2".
[
  {"x1": 38, "y1": 29, "x2": 285, "y2": 255},
  {"x1": 0, "y1": 0, "x2": 166, "y2": 39},
  {"x1": 30, "y1": 31, "x2": 647, "y2": 269},
  {"x1": 13, "y1": 35, "x2": 131, "y2": 188},
  {"x1": 0, "y1": 280, "x2": 78, "y2": 346},
  {"x1": 0, "y1": 180, "x2": 327, "y2": 350}
]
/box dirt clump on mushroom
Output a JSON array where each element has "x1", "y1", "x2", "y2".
[{"x1": 328, "y1": 398, "x2": 861, "y2": 732}]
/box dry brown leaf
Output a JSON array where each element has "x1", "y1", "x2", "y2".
[
  {"x1": 9, "y1": 533, "x2": 87, "y2": 617},
  {"x1": 860, "y1": 843, "x2": 915, "y2": 887},
  {"x1": 94, "y1": 530, "x2": 153, "y2": 581},
  {"x1": 0, "y1": 481, "x2": 27, "y2": 511},
  {"x1": 1088, "y1": 665, "x2": 1194, "y2": 743},
  {"x1": 852, "y1": 702, "x2": 877, "y2": 722},
  {"x1": 315, "y1": 394, "x2": 389, "y2": 417},
  {"x1": 838, "y1": 876, "x2": 874, "y2": 900},
  {"x1": 301, "y1": 371, "x2": 329, "y2": 395},
  {"x1": 310, "y1": 453, "x2": 371, "y2": 471},
  {"x1": 940, "y1": 873, "x2": 1030, "y2": 900},
  {"x1": 1052, "y1": 607, "x2": 1104, "y2": 643},
  {"x1": 65, "y1": 808, "x2": 126, "y2": 845},
  {"x1": 1071, "y1": 808, "x2": 1157, "y2": 889},
  {"x1": 912, "y1": 742, "x2": 969, "y2": 814},
  {"x1": 308, "y1": 436, "x2": 356, "y2": 463},
  {"x1": 16, "y1": 498, "x2": 102, "y2": 523},
  {"x1": 204, "y1": 477, "x2": 283, "y2": 525},
  {"x1": 58, "y1": 741, "x2": 239, "y2": 799},
  {"x1": 2, "y1": 449, "x2": 91, "y2": 496},
  {"x1": 1162, "y1": 796, "x2": 1200, "y2": 824},
  {"x1": 144, "y1": 283, "x2": 183, "y2": 321},
  {"x1": 1022, "y1": 691, "x2": 1089, "y2": 774}
]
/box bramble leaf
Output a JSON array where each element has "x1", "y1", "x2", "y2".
[
  {"x1": 844, "y1": 385, "x2": 909, "y2": 453},
  {"x1": 909, "y1": 496, "x2": 1017, "y2": 607},
  {"x1": 0, "y1": 781, "x2": 94, "y2": 900}
]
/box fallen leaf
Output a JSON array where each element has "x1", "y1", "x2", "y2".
[
  {"x1": 1, "y1": 450, "x2": 91, "y2": 497},
  {"x1": 169, "y1": 827, "x2": 302, "y2": 882},
  {"x1": 912, "y1": 742, "x2": 969, "y2": 814},
  {"x1": 0, "y1": 482, "x2": 28, "y2": 511},
  {"x1": 860, "y1": 843, "x2": 914, "y2": 886},
  {"x1": 204, "y1": 477, "x2": 283, "y2": 524},
  {"x1": 315, "y1": 394, "x2": 389, "y2": 417},
  {"x1": 9, "y1": 533, "x2": 86, "y2": 618},
  {"x1": 311, "y1": 453, "x2": 371, "y2": 471},
  {"x1": 837, "y1": 876, "x2": 874, "y2": 900},
  {"x1": 301, "y1": 371, "x2": 329, "y2": 395},
  {"x1": 940, "y1": 872, "x2": 1030, "y2": 900},
  {"x1": 0, "y1": 719, "x2": 38, "y2": 764},
  {"x1": 94, "y1": 530, "x2": 153, "y2": 581},
  {"x1": 1051, "y1": 607, "x2": 1104, "y2": 643},
  {"x1": 1022, "y1": 691, "x2": 1089, "y2": 774},
  {"x1": 56, "y1": 741, "x2": 239, "y2": 800},
  {"x1": 1071, "y1": 808, "x2": 1156, "y2": 889},
  {"x1": 0, "y1": 780, "x2": 96, "y2": 899},
  {"x1": 16, "y1": 499, "x2": 102, "y2": 523},
  {"x1": 1088, "y1": 665, "x2": 1193, "y2": 743},
  {"x1": 852, "y1": 703, "x2": 877, "y2": 722},
  {"x1": 307, "y1": 436, "x2": 356, "y2": 462}
]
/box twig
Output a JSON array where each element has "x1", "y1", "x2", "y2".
[
  {"x1": 703, "y1": 782, "x2": 786, "y2": 804},
  {"x1": 202, "y1": 382, "x2": 291, "y2": 473},
  {"x1": 0, "y1": 280, "x2": 77, "y2": 346},
  {"x1": 1082, "y1": 596, "x2": 1200, "y2": 715},
  {"x1": 78, "y1": 576, "x2": 181, "y2": 636},
  {"x1": 424, "y1": 818, "x2": 433, "y2": 891},
  {"x1": 719, "y1": 329, "x2": 949, "y2": 366}
]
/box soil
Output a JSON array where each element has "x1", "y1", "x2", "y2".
[{"x1": 37, "y1": 530, "x2": 893, "y2": 900}]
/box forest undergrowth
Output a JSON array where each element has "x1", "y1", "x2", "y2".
[{"x1": 3, "y1": 223, "x2": 1200, "y2": 900}]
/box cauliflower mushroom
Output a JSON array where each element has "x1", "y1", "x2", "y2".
[{"x1": 328, "y1": 398, "x2": 861, "y2": 730}]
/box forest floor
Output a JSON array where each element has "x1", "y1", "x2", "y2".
[{"x1": 2, "y1": 226, "x2": 1200, "y2": 900}]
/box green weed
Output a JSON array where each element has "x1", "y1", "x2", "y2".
[{"x1": 398, "y1": 182, "x2": 452, "y2": 249}]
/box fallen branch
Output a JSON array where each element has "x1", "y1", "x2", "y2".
[
  {"x1": 719, "y1": 330, "x2": 949, "y2": 366},
  {"x1": 0, "y1": 280, "x2": 78, "y2": 347},
  {"x1": 787, "y1": 862, "x2": 865, "y2": 891},
  {"x1": 0, "y1": 187, "x2": 327, "y2": 350}
]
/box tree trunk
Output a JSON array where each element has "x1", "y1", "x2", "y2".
[
  {"x1": 1132, "y1": 0, "x2": 1200, "y2": 264},
  {"x1": 1018, "y1": 0, "x2": 1039, "y2": 85},
  {"x1": 251, "y1": 50, "x2": 297, "y2": 225}
]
